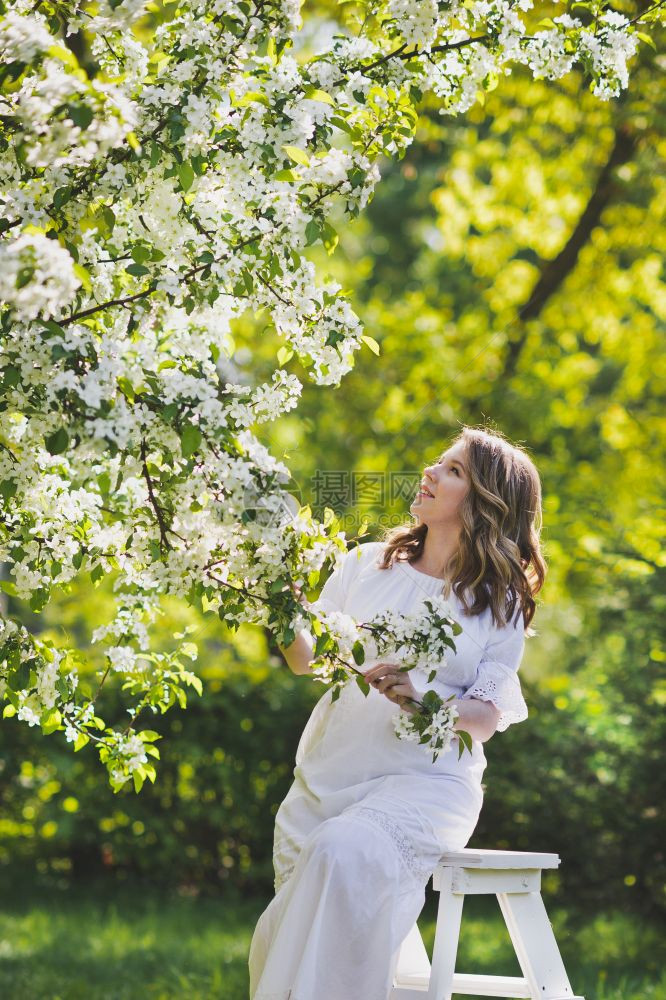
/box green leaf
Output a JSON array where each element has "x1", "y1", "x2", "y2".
[
  {"x1": 236, "y1": 91, "x2": 270, "y2": 107},
  {"x1": 126, "y1": 262, "x2": 150, "y2": 277},
  {"x1": 139, "y1": 730, "x2": 162, "y2": 742},
  {"x1": 314, "y1": 633, "x2": 333, "y2": 657},
  {"x1": 277, "y1": 346, "x2": 294, "y2": 366},
  {"x1": 131, "y1": 245, "x2": 151, "y2": 265},
  {"x1": 636, "y1": 31, "x2": 656, "y2": 50},
  {"x1": 53, "y1": 186, "x2": 72, "y2": 210},
  {"x1": 0, "y1": 479, "x2": 17, "y2": 500},
  {"x1": 187, "y1": 674, "x2": 203, "y2": 696},
  {"x1": 8, "y1": 661, "x2": 30, "y2": 692},
  {"x1": 355, "y1": 674, "x2": 370, "y2": 696},
  {"x1": 321, "y1": 222, "x2": 338, "y2": 255},
  {"x1": 41, "y1": 708, "x2": 62, "y2": 734},
  {"x1": 74, "y1": 732, "x2": 89, "y2": 751},
  {"x1": 305, "y1": 219, "x2": 321, "y2": 246},
  {"x1": 361, "y1": 335, "x2": 380, "y2": 356},
  {"x1": 273, "y1": 168, "x2": 300, "y2": 183},
  {"x1": 181, "y1": 424, "x2": 202, "y2": 458},
  {"x1": 457, "y1": 729, "x2": 473, "y2": 758},
  {"x1": 1, "y1": 364, "x2": 20, "y2": 389},
  {"x1": 45, "y1": 427, "x2": 68, "y2": 455},
  {"x1": 303, "y1": 87, "x2": 335, "y2": 106},
  {"x1": 117, "y1": 376, "x2": 135, "y2": 403},
  {"x1": 100, "y1": 206, "x2": 116, "y2": 234},
  {"x1": 281, "y1": 626, "x2": 295, "y2": 647},
  {"x1": 176, "y1": 161, "x2": 195, "y2": 192},
  {"x1": 352, "y1": 640, "x2": 365, "y2": 665},
  {"x1": 73, "y1": 262, "x2": 92, "y2": 291},
  {"x1": 68, "y1": 103, "x2": 94, "y2": 130},
  {"x1": 282, "y1": 145, "x2": 310, "y2": 167}
]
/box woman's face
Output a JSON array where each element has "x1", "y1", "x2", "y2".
[{"x1": 409, "y1": 441, "x2": 470, "y2": 526}]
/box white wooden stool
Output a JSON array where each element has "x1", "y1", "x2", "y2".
[{"x1": 391, "y1": 849, "x2": 584, "y2": 1000}]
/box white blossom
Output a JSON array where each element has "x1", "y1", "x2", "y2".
[{"x1": 0, "y1": 232, "x2": 80, "y2": 321}]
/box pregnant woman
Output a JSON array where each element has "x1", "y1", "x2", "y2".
[{"x1": 249, "y1": 425, "x2": 546, "y2": 1000}]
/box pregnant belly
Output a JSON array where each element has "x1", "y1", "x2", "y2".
[{"x1": 296, "y1": 681, "x2": 486, "y2": 787}]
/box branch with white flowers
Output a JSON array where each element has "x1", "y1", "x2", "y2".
[
  {"x1": 0, "y1": 0, "x2": 653, "y2": 788},
  {"x1": 308, "y1": 597, "x2": 473, "y2": 763}
]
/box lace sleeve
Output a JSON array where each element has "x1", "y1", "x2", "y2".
[{"x1": 460, "y1": 605, "x2": 528, "y2": 732}]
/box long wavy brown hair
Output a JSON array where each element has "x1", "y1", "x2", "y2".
[{"x1": 378, "y1": 426, "x2": 547, "y2": 634}]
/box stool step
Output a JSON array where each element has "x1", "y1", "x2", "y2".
[
  {"x1": 452, "y1": 975, "x2": 584, "y2": 999},
  {"x1": 453, "y1": 973, "x2": 532, "y2": 996},
  {"x1": 392, "y1": 970, "x2": 585, "y2": 998},
  {"x1": 394, "y1": 972, "x2": 532, "y2": 996},
  {"x1": 438, "y1": 849, "x2": 560, "y2": 870}
]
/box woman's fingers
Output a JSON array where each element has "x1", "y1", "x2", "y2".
[
  {"x1": 364, "y1": 661, "x2": 399, "y2": 683},
  {"x1": 362, "y1": 662, "x2": 420, "y2": 708},
  {"x1": 376, "y1": 674, "x2": 404, "y2": 694}
]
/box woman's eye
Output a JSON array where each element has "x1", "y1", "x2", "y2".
[{"x1": 450, "y1": 466, "x2": 459, "y2": 476}]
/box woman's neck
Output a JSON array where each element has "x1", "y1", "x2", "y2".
[{"x1": 411, "y1": 525, "x2": 461, "y2": 580}]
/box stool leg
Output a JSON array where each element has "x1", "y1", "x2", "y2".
[
  {"x1": 428, "y1": 868, "x2": 464, "y2": 1000},
  {"x1": 497, "y1": 891, "x2": 582, "y2": 999}
]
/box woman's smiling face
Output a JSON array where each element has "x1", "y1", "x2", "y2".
[{"x1": 409, "y1": 440, "x2": 470, "y2": 526}]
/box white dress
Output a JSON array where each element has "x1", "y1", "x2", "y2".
[{"x1": 249, "y1": 541, "x2": 529, "y2": 1000}]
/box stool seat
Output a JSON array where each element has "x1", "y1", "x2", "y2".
[
  {"x1": 391, "y1": 848, "x2": 584, "y2": 1000},
  {"x1": 438, "y1": 848, "x2": 560, "y2": 870}
]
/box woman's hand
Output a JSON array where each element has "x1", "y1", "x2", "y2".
[{"x1": 363, "y1": 662, "x2": 422, "y2": 714}]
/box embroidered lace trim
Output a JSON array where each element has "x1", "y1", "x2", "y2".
[
  {"x1": 273, "y1": 836, "x2": 300, "y2": 893},
  {"x1": 353, "y1": 806, "x2": 435, "y2": 884},
  {"x1": 272, "y1": 810, "x2": 435, "y2": 892},
  {"x1": 461, "y1": 658, "x2": 528, "y2": 732},
  {"x1": 274, "y1": 867, "x2": 293, "y2": 892}
]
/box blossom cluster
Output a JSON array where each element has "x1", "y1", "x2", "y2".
[
  {"x1": 0, "y1": 0, "x2": 650, "y2": 787},
  {"x1": 362, "y1": 597, "x2": 463, "y2": 672},
  {"x1": 308, "y1": 597, "x2": 470, "y2": 762},
  {"x1": 393, "y1": 693, "x2": 463, "y2": 763}
]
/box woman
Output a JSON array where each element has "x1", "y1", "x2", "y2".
[{"x1": 249, "y1": 425, "x2": 546, "y2": 1000}]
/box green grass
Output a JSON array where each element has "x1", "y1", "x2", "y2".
[{"x1": 0, "y1": 878, "x2": 663, "y2": 999}]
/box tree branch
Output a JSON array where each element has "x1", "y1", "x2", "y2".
[
  {"x1": 140, "y1": 438, "x2": 173, "y2": 553},
  {"x1": 357, "y1": 35, "x2": 488, "y2": 74},
  {"x1": 501, "y1": 121, "x2": 637, "y2": 381}
]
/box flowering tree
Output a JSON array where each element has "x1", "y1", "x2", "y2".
[{"x1": 0, "y1": 0, "x2": 656, "y2": 789}]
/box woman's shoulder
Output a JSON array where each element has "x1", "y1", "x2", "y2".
[
  {"x1": 342, "y1": 540, "x2": 385, "y2": 573},
  {"x1": 457, "y1": 584, "x2": 525, "y2": 632},
  {"x1": 322, "y1": 540, "x2": 385, "y2": 589},
  {"x1": 345, "y1": 539, "x2": 385, "y2": 559}
]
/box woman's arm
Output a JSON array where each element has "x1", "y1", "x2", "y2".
[
  {"x1": 278, "y1": 630, "x2": 315, "y2": 676},
  {"x1": 363, "y1": 661, "x2": 501, "y2": 742},
  {"x1": 452, "y1": 697, "x2": 501, "y2": 742},
  {"x1": 278, "y1": 546, "x2": 361, "y2": 676}
]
